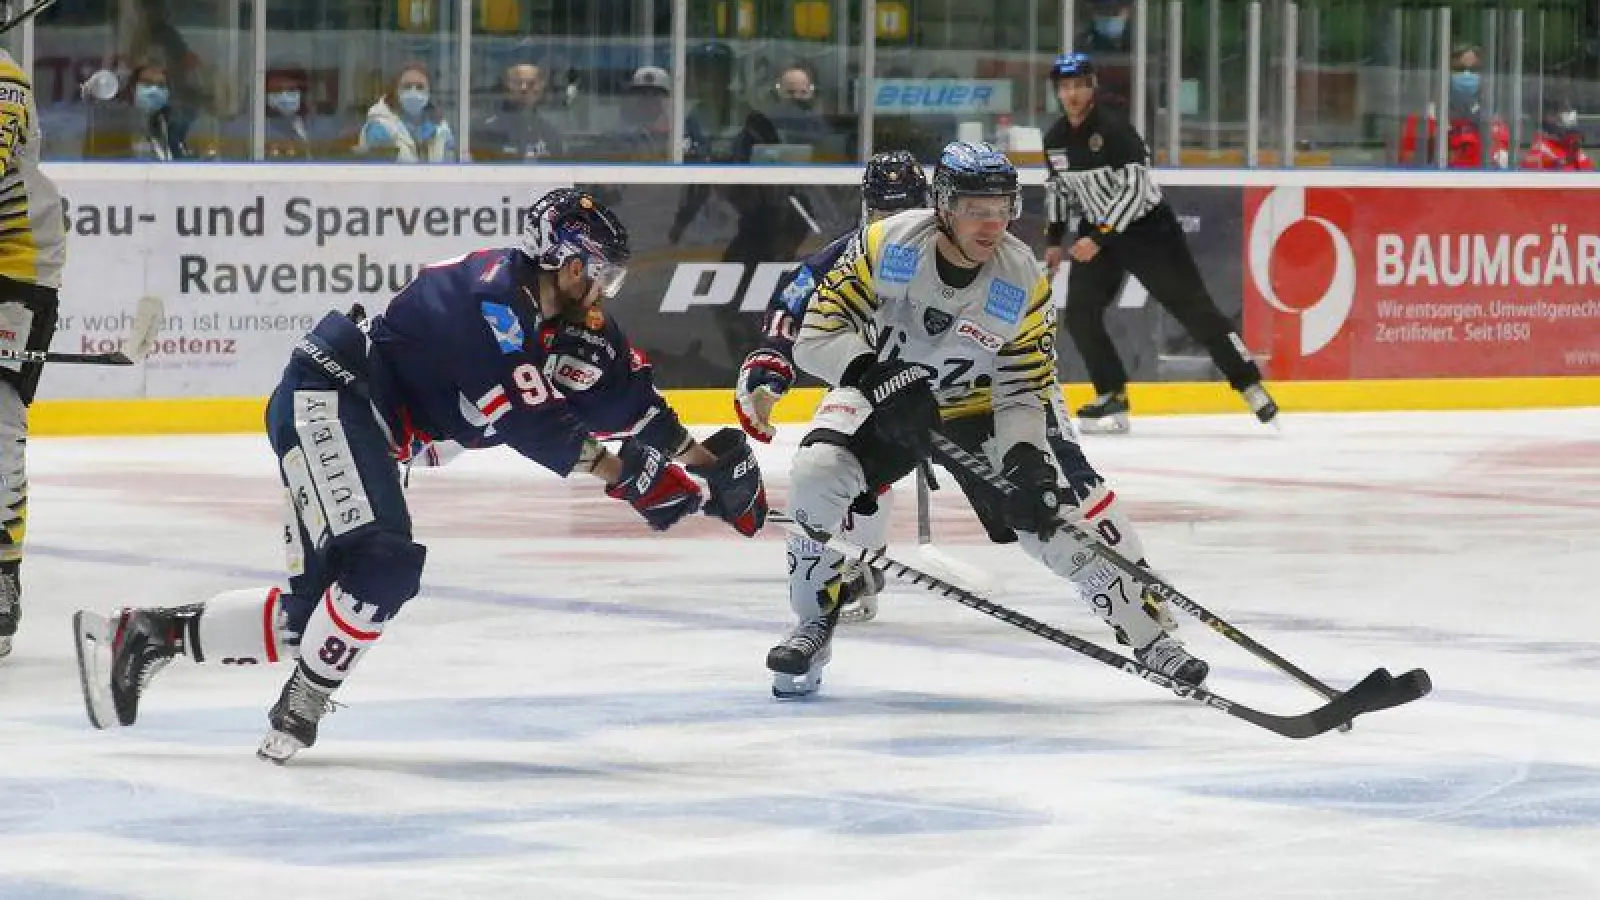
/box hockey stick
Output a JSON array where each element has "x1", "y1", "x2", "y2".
[
  {"x1": 770, "y1": 510, "x2": 1415, "y2": 739},
  {"x1": 928, "y1": 431, "x2": 1432, "y2": 721},
  {"x1": 8, "y1": 294, "x2": 165, "y2": 366},
  {"x1": 913, "y1": 462, "x2": 998, "y2": 597}
]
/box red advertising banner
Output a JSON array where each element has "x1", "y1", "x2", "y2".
[{"x1": 1243, "y1": 186, "x2": 1600, "y2": 379}]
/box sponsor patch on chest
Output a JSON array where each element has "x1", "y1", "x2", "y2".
[
  {"x1": 923, "y1": 306, "x2": 954, "y2": 335},
  {"x1": 955, "y1": 318, "x2": 1004, "y2": 352},
  {"x1": 880, "y1": 242, "x2": 920, "y2": 284},
  {"x1": 984, "y1": 279, "x2": 1027, "y2": 324}
]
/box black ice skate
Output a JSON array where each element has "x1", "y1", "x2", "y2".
[
  {"x1": 1135, "y1": 634, "x2": 1210, "y2": 687},
  {"x1": 73, "y1": 605, "x2": 190, "y2": 729},
  {"x1": 1242, "y1": 383, "x2": 1280, "y2": 428},
  {"x1": 1076, "y1": 391, "x2": 1131, "y2": 435},
  {"x1": 837, "y1": 562, "x2": 886, "y2": 625},
  {"x1": 257, "y1": 664, "x2": 338, "y2": 765},
  {"x1": 0, "y1": 561, "x2": 19, "y2": 660},
  {"x1": 766, "y1": 612, "x2": 837, "y2": 699}
]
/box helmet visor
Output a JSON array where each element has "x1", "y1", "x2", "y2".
[
  {"x1": 589, "y1": 260, "x2": 629, "y2": 299},
  {"x1": 948, "y1": 192, "x2": 1021, "y2": 222}
]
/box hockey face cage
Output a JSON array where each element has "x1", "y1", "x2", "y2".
[
  {"x1": 0, "y1": 0, "x2": 54, "y2": 34},
  {"x1": 932, "y1": 142, "x2": 1022, "y2": 222},
  {"x1": 521, "y1": 189, "x2": 632, "y2": 298}
]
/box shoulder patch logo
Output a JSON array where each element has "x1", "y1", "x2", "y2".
[
  {"x1": 480, "y1": 301, "x2": 525, "y2": 354},
  {"x1": 984, "y1": 280, "x2": 1027, "y2": 324},
  {"x1": 780, "y1": 266, "x2": 816, "y2": 315},
  {"x1": 923, "y1": 307, "x2": 954, "y2": 335},
  {"x1": 880, "y1": 242, "x2": 919, "y2": 284}
]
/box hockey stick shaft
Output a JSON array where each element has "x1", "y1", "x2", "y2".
[
  {"x1": 928, "y1": 431, "x2": 1348, "y2": 704},
  {"x1": 916, "y1": 463, "x2": 933, "y2": 545},
  {"x1": 771, "y1": 510, "x2": 1390, "y2": 739},
  {"x1": 22, "y1": 295, "x2": 165, "y2": 366}
]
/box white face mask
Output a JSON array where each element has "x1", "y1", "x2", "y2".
[{"x1": 268, "y1": 90, "x2": 300, "y2": 116}]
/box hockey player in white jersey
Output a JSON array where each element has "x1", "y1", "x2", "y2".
[{"x1": 765, "y1": 141, "x2": 1207, "y2": 698}]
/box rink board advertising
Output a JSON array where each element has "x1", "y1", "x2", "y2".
[
  {"x1": 41, "y1": 168, "x2": 1598, "y2": 402},
  {"x1": 1243, "y1": 186, "x2": 1600, "y2": 380}
]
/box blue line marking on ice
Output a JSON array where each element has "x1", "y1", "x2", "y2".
[
  {"x1": 30, "y1": 543, "x2": 1600, "y2": 724},
  {"x1": 851, "y1": 734, "x2": 1130, "y2": 758},
  {"x1": 0, "y1": 881, "x2": 138, "y2": 900},
  {"x1": 1163, "y1": 762, "x2": 1600, "y2": 830}
]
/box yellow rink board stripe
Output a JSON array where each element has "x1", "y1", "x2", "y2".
[{"x1": 29, "y1": 377, "x2": 1600, "y2": 437}]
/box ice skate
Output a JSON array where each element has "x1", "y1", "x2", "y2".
[
  {"x1": 1135, "y1": 633, "x2": 1210, "y2": 687},
  {"x1": 257, "y1": 664, "x2": 338, "y2": 764},
  {"x1": 1242, "y1": 383, "x2": 1280, "y2": 428},
  {"x1": 73, "y1": 606, "x2": 187, "y2": 729},
  {"x1": 1076, "y1": 391, "x2": 1130, "y2": 434},
  {"x1": 836, "y1": 562, "x2": 885, "y2": 625},
  {"x1": 767, "y1": 617, "x2": 836, "y2": 699},
  {"x1": 0, "y1": 562, "x2": 18, "y2": 660}
]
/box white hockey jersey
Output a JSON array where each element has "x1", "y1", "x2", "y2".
[{"x1": 795, "y1": 209, "x2": 1056, "y2": 459}]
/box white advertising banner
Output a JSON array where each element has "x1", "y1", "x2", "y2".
[{"x1": 42, "y1": 167, "x2": 567, "y2": 400}]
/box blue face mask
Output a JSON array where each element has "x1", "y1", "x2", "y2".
[
  {"x1": 398, "y1": 87, "x2": 429, "y2": 118},
  {"x1": 1450, "y1": 71, "x2": 1481, "y2": 104},
  {"x1": 1093, "y1": 15, "x2": 1127, "y2": 40},
  {"x1": 268, "y1": 90, "x2": 301, "y2": 117},
  {"x1": 134, "y1": 84, "x2": 169, "y2": 113}
]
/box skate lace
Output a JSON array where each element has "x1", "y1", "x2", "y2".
[
  {"x1": 1137, "y1": 635, "x2": 1193, "y2": 677},
  {"x1": 285, "y1": 673, "x2": 341, "y2": 724},
  {"x1": 780, "y1": 621, "x2": 832, "y2": 658},
  {"x1": 0, "y1": 571, "x2": 17, "y2": 620}
]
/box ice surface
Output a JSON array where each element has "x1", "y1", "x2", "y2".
[{"x1": 3, "y1": 408, "x2": 1599, "y2": 899}]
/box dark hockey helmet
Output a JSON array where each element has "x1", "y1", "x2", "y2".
[
  {"x1": 862, "y1": 150, "x2": 930, "y2": 215},
  {"x1": 932, "y1": 141, "x2": 1021, "y2": 221},
  {"x1": 521, "y1": 188, "x2": 631, "y2": 298},
  {"x1": 0, "y1": 0, "x2": 56, "y2": 33},
  {"x1": 1050, "y1": 52, "x2": 1097, "y2": 83}
]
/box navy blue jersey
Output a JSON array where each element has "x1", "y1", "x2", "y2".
[
  {"x1": 755, "y1": 230, "x2": 854, "y2": 364},
  {"x1": 367, "y1": 248, "x2": 682, "y2": 475}
]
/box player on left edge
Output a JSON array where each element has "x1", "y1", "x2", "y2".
[{"x1": 71, "y1": 188, "x2": 768, "y2": 763}]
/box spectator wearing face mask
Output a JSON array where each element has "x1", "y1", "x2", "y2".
[
  {"x1": 1522, "y1": 98, "x2": 1594, "y2": 171},
  {"x1": 263, "y1": 68, "x2": 314, "y2": 160},
  {"x1": 355, "y1": 63, "x2": 456, "y2": 163},
  {"x1": 472, "y1": 51, "x2": 566, "y2": 162},
  {"x1": 82, "y1": 63, "x2": 189, "y2": 160},
  {"x1": 1399, "y1": 44, "x2": 1510, "y2": 169},
  {"x1": 733, "y1": 64, "x2": 837, "y2": 163},
  {"x1": 1073, "y1": 0, "x2": 1138, "y2": 115}
]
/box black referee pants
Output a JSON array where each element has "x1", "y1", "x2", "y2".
[{"x1": 1064, "y1": 204, "x2": 1261, "y2": 396}]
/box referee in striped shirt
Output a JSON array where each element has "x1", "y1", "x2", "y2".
[{"x1": 1043, "y1": 52, "x2": 1277, "y2": 433}]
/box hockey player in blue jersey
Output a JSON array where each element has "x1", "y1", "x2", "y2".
[
  {"x1": 734, "y1": 150, "x2": 929, "y2": 624},
  {"x1": 71, "y1": 189, "x2": 769, "y2": 763}
]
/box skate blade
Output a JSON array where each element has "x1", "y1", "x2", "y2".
[
  {"x1": 257, "y1": 730, "x2": 307, "y2": 765},
  {"x1": 1077, "y1": 415, "x2": 1130, "y2": 435},
  {"x1": 72, "y1": 611, "x2": 119, "y2": 730},
  {"x1": 837, "y1": 593, "x2": 879, "y2": 625},
  {"x1": 771, "y1": 671, "x2": 824, "y2": 700}
]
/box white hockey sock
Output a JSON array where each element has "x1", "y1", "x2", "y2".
[
  {"x1": 193, "y1": 586, "x2": 293, "y2": 666},
  {"x1": 295, "y1": 587, "x2": 387, "y2": 688},
  {"x1": 1018, "y1": 530, "x2": 1165, "y2": 650}
]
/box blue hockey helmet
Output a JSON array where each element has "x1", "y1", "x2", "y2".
[
  {"x1": 862, "y1": 150, "x2": 930, "y2": 216},
  {"x1": 521, "y1": 188, "x2": 631, "y2": 298},
  {"x1": 932, "y1": 141, "x2": 1021, "y2": 221},
  {"x1": 1050, "y1": 52, "x2": 1097, "y2": 83}
]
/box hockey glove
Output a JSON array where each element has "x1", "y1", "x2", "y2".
[
  {"x1": 606, "y1": 439, "x2": 703, "y2": 531},
  {"x1": 1000, "y1": 443, "x2": 1062, "y2": 540},
  {"x1": 852, "y1": 358, "x2": 940, "y2": 458},
  {"x1": 688, "y1": 427, "x2": 769, "y2": 537},
  {"x1": 734, "y1": 350, "x2": 794, "y2": 443}
]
